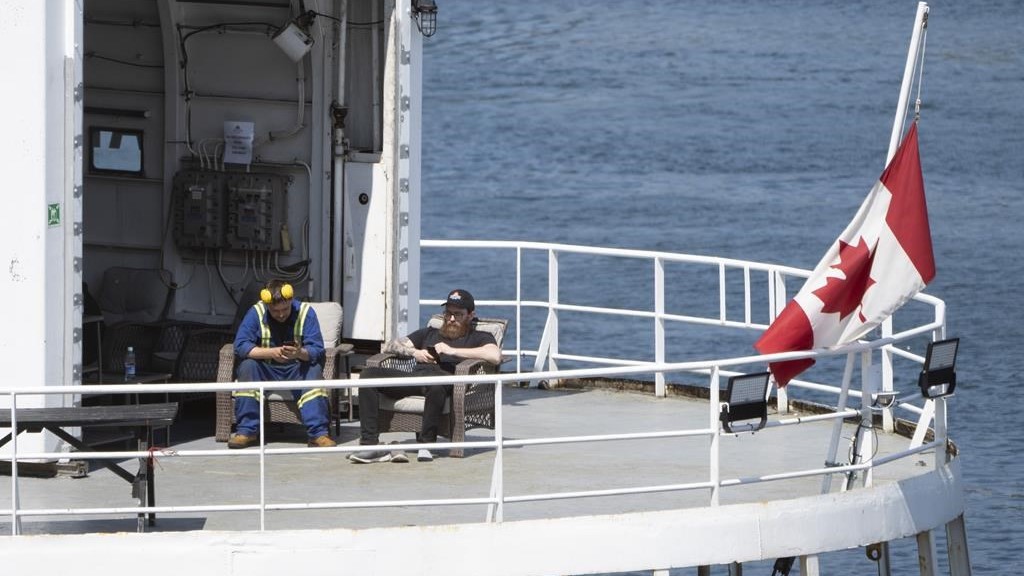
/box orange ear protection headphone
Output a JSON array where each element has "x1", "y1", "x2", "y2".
[{"x1": 260, "y1": 283, "x2": 294, "y2": 304}]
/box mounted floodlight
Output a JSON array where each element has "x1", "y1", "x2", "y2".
[
  {"x1": 918, "y1": 337, "x2": 959, "y2": 399},
  {"x1": 412, "y1": 0, "x2": 438, "y2": 37},
  {"x1": 719, "y1": 372, "x2": 771, "y2": 433},
  {"x1": 272, "y1": 11, "x2": 316, "y2": 62}
]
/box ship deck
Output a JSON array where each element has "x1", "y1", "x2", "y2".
[{"x1": 1, "y1": 383, "x2": 934, "y2": 535}]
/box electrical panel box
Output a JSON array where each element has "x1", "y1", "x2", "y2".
[
  {"x1": 172, "y1": 170, "x2": 226, "y2": 249},
  {"x1": 226, "y1": 173, "x2": 288, "y2": 251}
]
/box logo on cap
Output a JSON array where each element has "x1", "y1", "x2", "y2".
[{"x1": 444, "y1": 288, "x2": 475, "y2": 311}]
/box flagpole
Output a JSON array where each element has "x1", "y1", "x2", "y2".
[
  {"x1": 880, "y1": 2, "x2": 929, "y2": 433},
  {"x1": 886, "y1": 2, "x2": 929, "y2": 163}
]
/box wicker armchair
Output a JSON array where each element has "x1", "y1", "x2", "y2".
[
  {"x1": 167, "y1": 282, "x2": 260, "y2": 393},
  {"x1": 93, "y1": 267, "x2": 175, "y2": 375},
  {"x1": 364, "y1": 316, "x2": 507, "y2": 457},
  {"x1": 214, "y1": 301, "x2": 354, "y2": 441},
  {"x1": 172, "y1": 326, "x2": 235, "y2": 404}
]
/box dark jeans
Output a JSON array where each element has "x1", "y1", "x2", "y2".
[{"x1": 358, "y1": 364, "x2": 452, "y2": 444}]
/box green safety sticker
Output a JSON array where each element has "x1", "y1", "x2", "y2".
[{"x1": 47, "y1": 203, "x2": 60, "y2": 226}]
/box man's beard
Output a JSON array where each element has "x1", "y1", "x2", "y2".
[{"x1": 441, "y1": 318, "x2": 470, "y2": 339}]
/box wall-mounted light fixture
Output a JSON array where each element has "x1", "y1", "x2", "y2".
[
  {"x1": 412, "y1": 0, "x2": 438, "y2": 37},
  {"x1": 272, "y1": 10, "x2": 317, "y2": 62}
]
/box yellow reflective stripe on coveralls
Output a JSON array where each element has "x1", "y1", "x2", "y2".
[
  {"x1": 290, "y1": 302, "x2": 328, "y2": 406},
  {"x1": 297, "y1": 387, "x2": 329, "y2": 408},
  {"x1": 254, "y1": 302, "x2": 271, "y2": 348},
  {"x1": 294, "y1": 302, "x2": 309, "y2": 343}
]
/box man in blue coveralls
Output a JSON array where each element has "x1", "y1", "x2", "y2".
[{"x1": 227, "y1": 279, "x2": 336, "y2": 449}]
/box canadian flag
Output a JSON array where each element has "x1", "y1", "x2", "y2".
[{"x1": 754, "y1": 122, "x2": 935, "y2": 386}]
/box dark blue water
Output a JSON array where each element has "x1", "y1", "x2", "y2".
[{"x1": 421, "y1": 1, "x2": 1023, "y2": 573}]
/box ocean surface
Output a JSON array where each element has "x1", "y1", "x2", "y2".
[{"x1": 419, "y1": 1, "x2": 1022, "y2": 574}]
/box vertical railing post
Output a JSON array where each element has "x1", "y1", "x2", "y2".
[
  {"x1": 709, "y1": 366, "x2": 721, "y2": 506},
  {"x1": 515, "y1": 246, "x2": 523, "y2": 375},
  {"x1": 931, "y1": 326, "x2": 949, "y2": 469},
  {"x1": 912, "y1": 328, "x2": 946, "y2": 449},
  {"x1": 934, "y1": 397, "x2": 948, "y2": 468},
  {"x1": 530, "y1": 248, "x2": 559, "y2": 386},
  {"x1": 548, "y1": 249, "x2": 559, "y2": 379},
  {"x1": 9, "y1": 392, "x2": 20, "y2": 535},
  {"x1": 933, "y1": 317, "x2": 946, "y2": 467},
  {"x1": 258, "y1": 383, "x2": 266, "y2": 531},
  {"x1": 881, "y1": 343, "x2": 895, "y2": 432},
  {"x1": 743, "y1": 265, "x2": 752, "y2": 325},
  {"x1": 540, "y1": 248, "x2": 565, "y2": 385},
  {"x1": 856, "y1": 350, "x2": 876, "y2": 488},
  {"x1": 771, "y1": 269, "x2": 789, "y2": 413},
  {"x1": 487, "y1": 377, "x2": 505, "y2": 522},
  {"x1": 654, "y1": 257, "x2": 665, "y2": 397},
  {"x1": 718, "y1": 263, "x2": 726, "y2": 325}
]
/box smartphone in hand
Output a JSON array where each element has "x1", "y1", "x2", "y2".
[
  {"x1": 283, "y1": 340, "x2": 298, "y2": 347},
  {"x1": 426, "y1": 346, "x2": 441, "y2": 361}
]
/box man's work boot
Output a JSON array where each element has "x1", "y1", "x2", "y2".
[
  {"x1": 308, "y1": 435, "x2": 337, "y2": 448},
  {"x1": 227, "y1": 433, "x2": 258, "y2": 449}
]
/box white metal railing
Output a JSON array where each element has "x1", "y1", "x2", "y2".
[
  {"x1": 1, "y1": 241, "x2": 949, "y2": 534},
  {"x1": 0, "y1": 361, "x2": 947, "y2": 532},
  {"x1": 420, "y1": 240, "x2": 944, "y2": 395}
]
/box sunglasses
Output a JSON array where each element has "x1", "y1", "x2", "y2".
[{"x1": 443, "y1": 308, "x2": 468, "y2": 320}]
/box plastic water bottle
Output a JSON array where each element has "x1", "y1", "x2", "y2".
[{"x1": 124, "y1": 346, "x2": 136, "y2": 381}]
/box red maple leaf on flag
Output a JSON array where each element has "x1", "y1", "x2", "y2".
[{"x1": 812, "y1": 237, "x2": 876, "y2": 322}]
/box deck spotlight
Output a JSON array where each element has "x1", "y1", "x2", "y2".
[
  {"x1": 412, "y1": 0, "x2": 438, "y2": 37},
  {"x1": 273, "y1": 10, "x2": 316, "y2": 62},
  {"x1": 918, "y1": 338, "x2": 959, "y2": 399},
  {"x1": 719, "y1": 372, "x2": 772, "y2": 433},
  {"x1": 871, "y1": 390, "x2": 899, "y2": 409}
]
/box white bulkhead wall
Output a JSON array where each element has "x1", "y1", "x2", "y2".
[
  {"x1": 344, "y1": 0, "x2": 422, "y2": 343},
  {"x1": 147, "y1": 0, "x2": 421, "y2": 343},
  {"x1": 0, "y1": 0, "x2": 423, "y2": 454},
  {"x1": 77, "y1": 0, "x2": 418, "y2": 342},
  {"x1": 0, "y1": 0, "x2": 83, "y2": 455},
  {"x1": 151, "y1": 0, "x2": 337, "y2": 316}
]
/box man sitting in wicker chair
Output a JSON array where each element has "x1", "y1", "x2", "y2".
[
  {"x1": 350, "y1": 288, "x2": 501, "y2": 463},
  {"x1": 227, "y1": 279, "x2": 336, "y2": 449}
]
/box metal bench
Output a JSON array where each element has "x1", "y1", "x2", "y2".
[{"x1": 0, "y1": 402, "x2": 178, "y2": 532}]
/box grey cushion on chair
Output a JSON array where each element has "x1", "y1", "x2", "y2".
[{"x1": 308, "y1": 302, "x2": 343, "y2": 348}]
